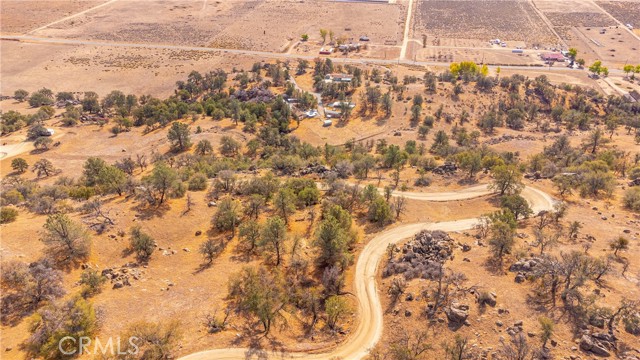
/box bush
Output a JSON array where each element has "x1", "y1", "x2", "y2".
[
  {"x1": 129, "y1": 226, "x2": 155, "y2": 261},
  {"x1": 623, "y1": 187, "x2": 640, "y2": 212},
  {"x1": 188, "y1": 173, "x2": 208, "y2": 191},
  {"x1": 0, "y1": 207, "x2": 19, "y2": 224}
]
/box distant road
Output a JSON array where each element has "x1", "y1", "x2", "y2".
[{"x1": 3, "y1": 35, "x2": 618, "y2": 74}]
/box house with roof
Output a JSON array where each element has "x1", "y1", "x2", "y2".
[{"x1": 541, "y1": 53, "x2": 565, "y2": 62}]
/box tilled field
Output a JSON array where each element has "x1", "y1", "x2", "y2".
[
  {"x1": 413, "y1": 0, "x2": 558, "y2": 46},
  {"x1": 596, "y1": 1, "x2": 640, "y2": 27}
]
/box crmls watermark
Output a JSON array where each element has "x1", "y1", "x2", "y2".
[{"x1": 58, "y1": 336, "x2": 140, "y2": 356}]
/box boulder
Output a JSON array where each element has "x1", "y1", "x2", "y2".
[
  {"x1": 580, "y1": 335, "x2": 611, "y2": 357},
  {"x1": 445, "y1": 304, "x2": 469, "y2": 323}
]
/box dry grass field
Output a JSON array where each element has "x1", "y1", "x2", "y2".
[{"x1": 0, "y1": 0, "x2": 107, "y2": 34}]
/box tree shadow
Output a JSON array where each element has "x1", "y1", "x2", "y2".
[
  {"x1": 131, "y1": 203, "x2": 171, "y2": 220},
  {"x1": 483, "y1": 257, "x2": 505, "y2": 276}
]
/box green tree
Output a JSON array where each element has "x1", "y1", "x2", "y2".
[
  {"x1": 142, "y1": 162, "x2": 179, "y2": 204},
  {"x1": 488, "y1": 219, "x2": 516, "y2": 261},
  {"x1": 212, "y1": 197, "x2": 241, "y2": 235},
  {"x1": 274, "y1": 188, "x2": 296, "y2": 224},
  {"x1": 325, "y1": 295, "x2": 349, "y2": 330},
  {"x1": 368, "y1": 196, "x2": 393, "y2": 225},
  {"x1": 14, "y1": 89, "x2": 29, "y2": 102},
  {"x1": 11, "y1": 158, "x2": 29, "y2": 173},
  {"x1": 28, "y1": 88, "x2": 54, "y2": 107},
  {"x1": 609, "y1": 236, "x2": 629, "y2": 257},
  {"x1": 500, "y1": 194, "x2": 532, "y2": 219},
  {"x1": 588, "y1": 60, "x2": 603, "y2": 76},
  {"x1": 219, "y1": 135, "x2": 241, "y2": 156},
  {"x1": 199, "y1": 238, "x2": 223, "y2": 264},
  {"x1": 41, "y1": 213, "x2": 91, "y2": 265},
  {"x1": 32, "y1": 159, "x2": 56, "y2": 177},
  {"x1": 239, "y1": 220, "x2": 262, "y2": 254},
  {"x1": 26, "y1": 297, "x2": 97, "y2": 359},
  {"x1": 489, "y1": 165, "x2": 524, "y2": 195},
  {"x1": 195, "y1": 139, "x2": 213, "y2": 155},
  {"x1": 320, "y1": 29, "x2": 328, "y2": 43},
  {"x1": 167, "y1": 121, "x2": 191, "y2": 152},
  {"x1": 538, "y1": 316, "x2": 554, "y2": 349},
  {"x1": 228, "y1": 266, "x2": 287, "y2": 335},
  {"x1": 260, "y1": 216, "x2": 287, "y2": 266},
  {"x1": 129, "y1": 225, "x2": 155, "y2": 261},
  {"x1": 455, "y1": 151, "x2": 482, "y2": 179},
  {"x1": 314, "y1": 206, "x2": 354, "y2": 269}
]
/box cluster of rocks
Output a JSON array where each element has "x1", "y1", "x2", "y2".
[
  {"x1": 509, "y1": 257, "x2": 541, "y2": 283},
  {"x1": 445, "y1": 302, "x2": 470, "y2": 325},
  {"x1": 431, "y1": 162, "x2": 458, "y2": 175},
  {"x1": 383, "y1": 230, "x2": 454, "y2": 280},
  {"x1": 524, "y1": 171, "x2": 552, "y2": 180},
  {"x1": 298, "y1": 164, "x2": 330, "y2": 176},
  {"x1": 231, "y1": 86, "x2": 274, "y2": 102},
  {"x1": 101, "y1": 263, "x2": 144, "y2": 289},
  {"x1": 55, "y1": 99, "x2": 80, "y2": 108},
  {"x1": 579, "y1": 333, "x2": 616, "y2": 357},
  {"x1": 483, "y1": 134, "x2": 536, "y2": 145}
]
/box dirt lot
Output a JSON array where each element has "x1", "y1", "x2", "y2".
[
  {"x1": 561, "y1": 26, "x2": 640, "y2": 68},
  {"x1": 412, "y1": 0, "x2": 558, "y2": 47},
  {"x1": 29, "y1": 0, "x2": 405, "y2": 52},
  {"x1": 0, "y1": 0, "x2": 106, "y2": 34}
]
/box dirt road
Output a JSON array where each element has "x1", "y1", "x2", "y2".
[
  {"x1": 4, "y1": 35, "x2": 619, "y2": 75},
  {"x1": 178, "y1": 184, "x2": 556, "y2": 360},
  {"x1": 399, "y1": 0, "x2": 415, "y2": 60}
]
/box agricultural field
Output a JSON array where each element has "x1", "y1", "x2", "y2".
[
  {"x1": 596, "y1": 1, "x2": 640, "y2": 28},
  {"x1": 412, "y1": 0, "x2": 559, "y2": 47},
  {"x1": 27, "y1": 0, "x2": 405, "y2": 52}
]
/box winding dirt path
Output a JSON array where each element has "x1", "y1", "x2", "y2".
[{"x1": 179, "y1": 185, "x2": 555, "y2": 360}]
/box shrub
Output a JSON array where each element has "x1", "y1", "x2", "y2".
[
  {"x1": 623, "y1": 187, "x2": 640, "y2": 212},
  {"x1": 188, "y1": 173, "x2": 208, "y2": 191},
  {"x1": 0, "y1": 207, "x2": 19, "y2": 224}
]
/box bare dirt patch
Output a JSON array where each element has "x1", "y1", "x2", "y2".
[{"x1": 0, "y1": 0, "x2": 106, "y2": 34}]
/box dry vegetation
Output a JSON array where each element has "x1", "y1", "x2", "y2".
[{"x1": 2, "y1": 1, "x2": 640, "y2": 360}]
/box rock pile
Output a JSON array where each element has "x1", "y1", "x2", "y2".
[
  {"x1": 580, "y1": 333, "x2": 616, "y2": 357},
  {"x1": 383, "y1": 230, "x2": 454, "y2": 280},
  {"x1": 509, "y1": 257, "x2": 541, "y2": 283},
  {"x1": 101, "y1": 263, "x2": 144, "y2": 290}
]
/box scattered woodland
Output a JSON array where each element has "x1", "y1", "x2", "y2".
[{"x1": 1, "y1": 57, "x2": 640, "y2": 360}]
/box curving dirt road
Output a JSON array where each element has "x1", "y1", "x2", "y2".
[{"x1": 179, "y1": 184, "x2": 555, "y2": 360}]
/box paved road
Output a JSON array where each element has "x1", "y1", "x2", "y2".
[{"x1": 178, "y1": 184, "x2": 556, "y2": 360}]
